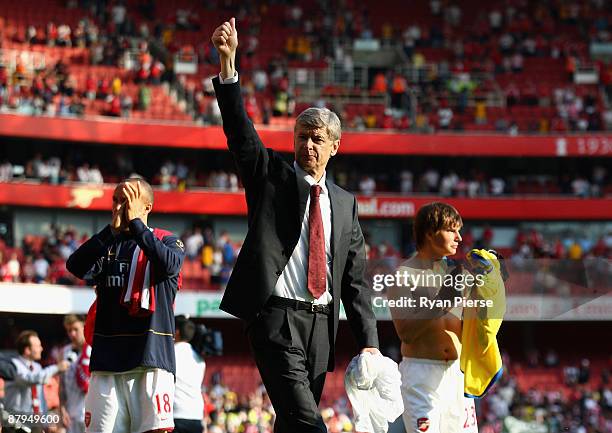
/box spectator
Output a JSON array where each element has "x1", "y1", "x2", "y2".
[
  {"x1": 578, "y1": 359, "x2": 591, "y2": 384},
  {"x1": 490, "y1": 177, "x2": 506, "y2": 195},
  {"x1": 4, "y1": 330, "x2": 69, "y2": 415},
  {"x1": 173, "y1": 316, "x2": 205, "y2": 433},
  {"x1": 59, "y1": 315, "x2": 89, "y2": 433},
  {"x1": 400, "y1": 170, "x2": 413, "y2": 194},
  {"x1": 571, "y1": 176, "x2": 590, "y2": 197},
  {"x1": 150, "y1": 60, "x2": 164, "y2": 85},
  {"x1": 511, "y1": 52, "x2": 524, "y2": 72},
  {"x1": 568, "y1": 241, "x2": 583, "y2": 260},
  {"x1": 33, "y1": 254, "x2": 49, "y2": 282},
  {"x1": 437, "y1": 105, "x2": 453, "y2": 129},
  {"x1": 121, "y1": 94, "x2": 133, "y2": 118},
  {"x1": 371, "y1": 72, "x2": 387, "y2": 94},
  {"x1": 0, "y1": 160, "x2": 13, "y2": 181},
  {"x1": 22, "y1": 255, "x2": 36, "y2": 283},
  {"x1": 75, "y1": 163, "x2": 89, "y2": 183},
  {"x1": 391, "y1": 74, "x2": 407, "y2": 109},
  {"x1": 475, "y1": 99, "x2": 487, "y2": 124},
  {"x1": 217, "y1": 231, "x2": 235, "y2": 284},
  {"x1": 111, "y1": 1, "x2": 127, "y2": 32},
  {"x1": 111, "y1": 77, "x2": 122, "y2": 96},
  {"x1": 421, "y1": 168, "x2": 440, "y2": 193},
  {"x1": 544, "y1": 349, "x2": 559, "y2": 367},
  {"x1": 138, "y1": 85, "x2": 152, "y2": 111},
  {"x1": 4, "y1": 252, "x2": 21, "y2": 282},
  {"x1": 359, "y1": 175, "x2": 376, "y2": 195},
  {"x1": 252, "y1": 68, "x2": 268, "y2": 92},
  {"x1": 185, "y1": 228, "x2": 204, "y2": 260},
  {"x1": 439, "y1": 171, "x2": 458, "y2": 196}
]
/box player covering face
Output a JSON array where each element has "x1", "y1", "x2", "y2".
[
  {"x1": 111, "y1": 180, "x2": 154, "y2": 234},
  {"x1": 66, "y1": 178, "x2": 185, "y2": 433}
]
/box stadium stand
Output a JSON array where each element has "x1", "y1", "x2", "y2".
[{"x1": 0, "y1": 0, "x2": 610, "y2": 131}]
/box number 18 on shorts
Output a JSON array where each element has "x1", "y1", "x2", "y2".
[{"x1": 84, "y1": 368, "x2": 175, "y2": 433}]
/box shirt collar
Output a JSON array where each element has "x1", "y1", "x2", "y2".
[
  {"x1": 294, "y1": 161, "x2": 328, "y2": 195},
  {"x1": 18, "y1": 356, "x2": 33, "y2": 368}
]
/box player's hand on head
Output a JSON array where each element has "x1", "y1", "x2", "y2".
[
  {"x1": 122, "y1": 181, "x2": 144, "y2": 222},
  {"x1": 211, "y1": 17, "x2": 238, "y2": 59}
]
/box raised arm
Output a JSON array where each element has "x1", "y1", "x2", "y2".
[
  {"x1": 211, "y1": 18, "x2": 269, "y2": 195},
  {"x1": 211, "y1": 17, "x2": 237, "y2": 81},
  {"x1": 12, "y1": 359, "x2": 69, "y2": 386}
]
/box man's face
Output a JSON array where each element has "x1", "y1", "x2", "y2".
[
  {"x1": 294, "y1": 125, "x2": 339, "y2": 177},
  {"x1": 429, "y1": 223, "x2": 462, "y2": 257},
  {"x1": 65, "y1": 321, "x2": 84, "y2": 347},
  {"x1": 25, "y1": 336, "x2": 43, "y2": 361}
]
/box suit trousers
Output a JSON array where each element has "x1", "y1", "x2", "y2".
[
  {"x1": 247, "y1": 302, "x2": 331, "y2": 433},
  {"x1": 173, "y1": 418, "x2": 204, "y2": 433}
]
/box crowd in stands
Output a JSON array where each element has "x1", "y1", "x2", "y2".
[
  {"x1": 192, "y1": 0, "x2": 612, "y2": 133},
  {"x1": 202, "y1": 376, "x2": 365, "y2": 432},
  {"x1": 0, "y1": 46, "x2": 166, "y2": 119},
  {"x1": 145, "y1": 353, "x2": 612, "y2": 432},
  {"x1": 345, "y1": 164, "x2": 609, "y2": 198},
  {"x1": 479, "y1": 353, "x2": 612, "y2": 433},
  {"x1": 1, "y1": 220, "x2": 610, "y2": 290},
  {"x1": 0, "y1": 0, "x2": 610, "y2": 131},
  {"x1": 0, "y1": 154, "x2": 609, "y2": 198},
  {"x1": 0, "y1": 225, "x2": 83, "y2": 285},
  {"x1": 509, "y1": 227, "x2": 612, "y2": 262},
  {"x1": 1, "y1": 317, "x2": 609, "y2": 432},
  {"x1": 0, "y1": 223, "x2": 242, "y2": 288}
]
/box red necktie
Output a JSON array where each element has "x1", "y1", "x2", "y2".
[
  {"x1": 307, "y1": 185, "x2": 326, "y2": 299},
  {"x1": 29, "y1": 364, "x2": 40, "y2": 414}
]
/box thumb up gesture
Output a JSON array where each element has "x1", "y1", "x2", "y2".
[{"x1": 212, "y1": 17, "x2": 238, "y2": 62}]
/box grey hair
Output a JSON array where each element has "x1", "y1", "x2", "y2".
[{"x1": 295, "y1": 107, "x2": 342, "y2": 141}]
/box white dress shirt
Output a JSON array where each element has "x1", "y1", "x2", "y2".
[
  {"x1": 220, "y1": 72, "x2": 333, "y2": 305},
  {"x1": 218, "y1": 71, "x2": 239, "y2": 84},
  {"x1": 273, "y1": 162, "x2": 333, "y2": 304}
]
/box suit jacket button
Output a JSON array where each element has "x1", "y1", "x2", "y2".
[{"x1": 275, "y1": 270, "x2": 282, "y2": 276}]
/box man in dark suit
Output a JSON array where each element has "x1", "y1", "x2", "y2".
[{"x1": 211, "y1": 18, "x2": 379, "y2": 433}]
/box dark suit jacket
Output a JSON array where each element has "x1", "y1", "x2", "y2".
[{"x1": 213, "y1": 77, "x2": 378, "y2": 370}]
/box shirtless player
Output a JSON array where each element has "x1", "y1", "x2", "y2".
[{"x1": 389, "y1": 202, "x2": 478, "y2": 433}]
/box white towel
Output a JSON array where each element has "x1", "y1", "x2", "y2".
[{"x1": 344, "y1": 352, "x2": 404, "y2": 433}]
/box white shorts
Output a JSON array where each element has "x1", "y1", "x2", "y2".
[
  {"x1": 84, "y1": 368, "x2": 175, "y2": 433},
  {"x1": 400, "y1": 357, "x2": 478, "y2": 433}
]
